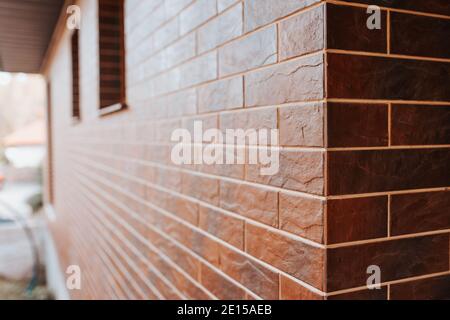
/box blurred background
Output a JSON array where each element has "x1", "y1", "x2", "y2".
[{"x1": 0, "y1": 72, "x2": 50, "y2": 299}]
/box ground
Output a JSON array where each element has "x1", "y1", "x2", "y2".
[{"x1": 0, "y1": 277, "x2": 51, "y2": 300}]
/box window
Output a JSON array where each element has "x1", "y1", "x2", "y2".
[
  {"x1": 71, "y1": 29, "x2": 80, "y2": 120},
  {"x1": 98, "y1": 0, "x2": 126, "y2": 115}
]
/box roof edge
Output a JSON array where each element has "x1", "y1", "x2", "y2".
[{"x1": 40, "y1": 0, "x2": 77, "y2": 76}]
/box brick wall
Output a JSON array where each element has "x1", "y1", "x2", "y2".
[
  {"x1": 45, "y1": 0, "x2": 449, "y2": 300},
  {"x1": 323, "y1": 0, "x2": 450, "y2": 299}
]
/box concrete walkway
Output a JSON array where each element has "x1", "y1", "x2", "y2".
[
  {"x1": 0, "y1": 182, "x2": 44, "y2": 281},
  {"x1": 0, "y1": 224, "x2": 36, "y2": 280}
]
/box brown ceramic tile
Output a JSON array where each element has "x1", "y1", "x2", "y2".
[
  {"x1": 390, "y1": 274, "x2": 450, "y2": 300},
  {"x1": 220, "y1": 107, "x2": 277, "y2": 141},
  {"x1": 391, "y1": 12, "x2": 450, "y2": 59},
  {"x1": 219, "y1": 25, "x2": 277, "y2": 76},
  {"x1": 279, "y1": 192, "x2": 325, "y2": 243},
  {"x1": 245, "y1": 54, "x2": 324, "y2": 107},
  {"x1": 182, "y1": 172, "x2": 219, "y2": 205},
  {"x1": 327, "y1": 102, "x2": 388, "y2": 147},
  {"x1": 200, "y1": 263, "x2": 247, "y2": 300},
  {"x1": 327, "y1": 3, "x2": 387, "y2": 53},
  {"x1": 245, "y1": 223, "x2": 325, "y2": 289},
  {"x1": 327, "y1": 149, "x2": 450, "y2": 195},
  {"x1": 218, "y1": 245, "x2": 279, "y2": 300},
  {"x1": 391, "y1": 191, "x2": 450, "y2": 236},
  {"x1": 246, "y1": 150, "x2": 325, "y2": 195},
  {"x1": 327, "y1": 196, "x2": 388, "y2": 244},
  {"x1": 340, "y1": 0, "x2": 450, "y2": 16},
  {"x1": 280, "y1": 275, "x2": 324, "y2": 300},
  {"x1": 199, "y1": 206, "x2": 245, "y2": 250},
  {"x1": 279, "y1": 103, "x2": 325, "y2": 147},
  {"x1": 279, "y1": 5, "x2": 325, "y2": 60},
  {"x1": 219, "y1": 180, "x2": 278, "y2": 227},
  {"x1": 391, "y1": 104, "x2": 450, "y2": 145},
  {"x1": 327, "y1": 234, "x2": 450, "y2": 291},
  {"x1": 244, "y1": 0, "x2": 322, "y2": 32},
  {"x1": 327, "y1": 287, "x2": 388, "y2": 300},
  {"x1": 327, "y1": 53, "x2": 450, "y2": 102}
]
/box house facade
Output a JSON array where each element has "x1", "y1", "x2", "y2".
[{"x1": 26, "y1": 0, "x2": 450, "y2": 299}]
